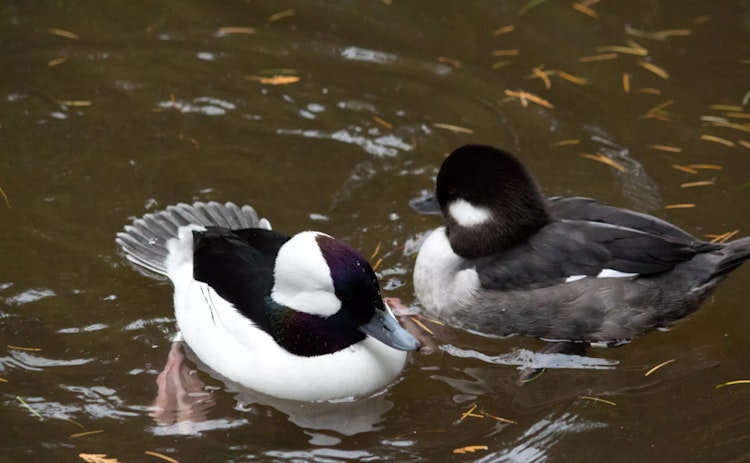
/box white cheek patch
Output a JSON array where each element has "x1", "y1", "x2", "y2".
[
  {"x1": 565, "y1": 269, "x2": 639, "y2": 283},
  {"x1": 448, "y1": 199, "x2": 492, "y2": 227},
  {"x1": 271, "y1": 231, "x2": 341, "y2": 317}
]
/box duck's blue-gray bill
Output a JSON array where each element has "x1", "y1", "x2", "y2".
[{"x1": 409, "y1": 193, "x2": 442, "y2": 215}]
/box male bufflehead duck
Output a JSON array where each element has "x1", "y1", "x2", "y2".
[
  {"x1": 410, "y1": 144, "x2": 750, "y2": 350},
  {"x1": 116, "y1": 201, "x2": 419, "y2": 402}
]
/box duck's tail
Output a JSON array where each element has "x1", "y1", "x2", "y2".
[
  {"x1": 712, "y1": 236, "x2": 750, "y2": 278},
  {"x1": 115, "y1": 201, "x2": 271, "y2": 277}
]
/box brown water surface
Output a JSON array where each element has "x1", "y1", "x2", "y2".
[{"x1": 2, "y1": 1, "x2": 750, "y2": 461}]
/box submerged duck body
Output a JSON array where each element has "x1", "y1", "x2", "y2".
[
  {"x1": 117, "y1": 202, "x2": 419, "y2": 402},
  {"x1": 411, "y1": 145, "x2": 750, "y2": 344}
]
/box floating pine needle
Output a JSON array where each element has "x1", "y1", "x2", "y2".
[
  {"x1": 694, "y1": 15, "x2": 711, "y2": 25},
  {"x1": 707, "y1": 230, "x2": 740, "y2": 244},
  {"x1": 373, "y1": 116, "x2": 393, "y2": 129},
  {"x1": 578, "y1": 53, "x2": 618, "y2": 62},
  {"x1": 622, "y1": 73, "x2": 630, "y2": 93},
  {"x1": 664, "y1": 203, "x2": 695, "y2": 209},
  {"x1": 638, "y1": 61, "x2": 670, "y2": 80},
  {"x1": 0, "y1": 186, "x2": 10, "y2": 208},
  {"x1": 410, "y1": 317, "x2": 434, "y2": 336},
  {"x1": 0, "y1": 377, "x2": 7, "y2": 383},
  {"x1": 520, "y1": 368, "x2": 545, "y2": 383},
  {"x1": 218, "y1": 27, "x2": 256, "y2": 35},
  {"x1": 492, "y1": 25, "x2": 515, "y2": 36},
  {"x1": 370, "y1": 241, "x2": 382, "y2": 260},
  {"x1": 739, "y1": 140, "x2": 750, "y2": 150},
  {"x1": 687, "y1": 164, "x2": 723, "y2": 170},
  {"x1": 70, "y1": 430, "x2": 105, "y2": 439},
  {"x1": 640, "y1": 99, "x2": 674, "y2": 121},
  {"x1": 60, "y1": 100, "x2": 92, "y2": 107},
  {"x1": 572, "y1": 2, "x2": 599, "y2": 18},
  {"x1": 638, "y1": 88, "x2": 662, "y2": 95},
  {"x1": 437, "y1": 56, "x2": 461, "y2": 68},
  {"x1": 269, "y1": 9, "x2": 295, "y2": 22},
  {"x1": 246, "y1": 75, "x2": 300, "y2": 85},
  {"x1": 79, "y1": 455, "x2": 121, "y2": 463},
  {"x1": 481, "y1": 411, "x2": 517, "y2": 424},
  {"x1": 700, "y1": 134, "x2": 735, "y2": 147},
  {"x1": 579, "y1": 396, "x2": 617, "y2": 406},
  {"x1": 596, "y1": 45, "x2": 648, "y2": 56},
  {"x1": 7, "y1": 345, "x2": 42, "y2": 351},
  {"x1": 491, "y1": 60, "x2": 514, "y2": 69},
  {"x1": 459, "y1": 404, "x2": 484, "y2": 421},
  {"x1": 553, "y1": 139, "x2": 580, "y2": 146},
  {"x1": 532, "y1": 67, "x2": 552, "y2": 90},
  {"x1": 672, "y1": 164, "x2": 698, "y2": 174},
  {"x1": 647, "y1": 144, "x2": 682, "y2": 153},
  {"x1": 453, "y1": 446, "x2": 489, "y2": 454},
  {"x1": 65, "y1": 418, "x2": 85, "y2": 429},
  {"x1": 723, "y1": 112, "x2": 750, "y2": 120},
  {"x1": 711, "y1": 104, "x2": 744, "y2": 112},
  {"x1": 681, "y1": 180, "x2": 715, "y2": 188},
  {"x1": 504, "y1": 90, "x2": 554, "y2": 109},
  {"x1": 716, "y1": 379, "x2": 750, "y2": 389},
  {"x1": 579, "y1": 153, "x2": 626, "y2": 172},
  {"x1": 704, "y1": 121, "x2": 750, "y2": 133},
  {"x1": 432, "y1": 122, "x2": 474, "y2": 134},
  {"x1": 555, "y1": 71, "x2": 588, "y2": 85},
  {"x1": 48, "y1": 28, "x2": 80, "y2": 40},
  {"x1": 145, "y1": 451, "x2": 181, "y2": 463},
  {"x1": 48, "y1": 57, "x2": 68, "y2": 67},
  {"x1": 625, "y1": 26, "x2": 693, "y2": 41},
  {"x1": 372, "y1": 257, "x2": 383, "y2": 271},
  {"x1": 644, "y1": 359, "x2": 676, "y2": 376},
  {"x1": 16, "y1": 396, "x2": 43, "y2": 419},
  {"x1": 491, "y1": 49, "x2": 520, "y2": 56},
  {"x1": 701, "y1": 115, "x2": 728, "y2": 124}
]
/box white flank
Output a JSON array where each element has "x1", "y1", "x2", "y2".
[
  {"x1": 448, "y1": 199, "x2": 492, "y2": 227},
  {"x1": 565, "y1": 275, "x2": 587, "y2": 283},
  {"x1": 271, "y1": 231, "x2": 342, "y2": 317}
]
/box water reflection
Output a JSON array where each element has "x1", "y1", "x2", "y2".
[
  {"x1": 477, "y1": 412, "x2": 607, "y2": 463},
  {"x1": 146, "y1": 341, "x2": 397, "y2": 442}
]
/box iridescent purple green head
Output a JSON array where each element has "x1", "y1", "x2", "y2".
[{"x1": 267, "y1": 232, "x2": 420, "y2": 357}]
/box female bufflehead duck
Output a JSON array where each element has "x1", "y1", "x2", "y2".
[
  {"x1": 116, "y1": 201, "x2": 419, "y2": 402},
  {"x1": 410, "y1": 145, "x2": 750, "y2": 349}
]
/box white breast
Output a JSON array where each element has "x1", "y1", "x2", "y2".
[{"x1": 413, "y1": 227, "x2": 480, "y2": 316}]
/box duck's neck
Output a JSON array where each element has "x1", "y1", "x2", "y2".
[
  {"x1": 446, "y1": 210, "x2": 551, "y2": 259},
  {"x1": 264, "y1": 297, "x2": 365, "y2": 357}
]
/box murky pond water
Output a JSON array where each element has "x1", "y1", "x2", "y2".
[{"x1": 2, "y1": 1, "x2": 749, "y2": 461}]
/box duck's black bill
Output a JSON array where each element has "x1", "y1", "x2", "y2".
[
  {"x1": 409, "y1": 193, "x2": 442, "y2": 215},
  {"x1": 360, "y1": 307, "x2": 420, "y2": 351}
]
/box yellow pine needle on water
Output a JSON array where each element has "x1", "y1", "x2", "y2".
[
  {"x1": 644, "y1": 359, "x2": 676, "y2": 376},
  {"x1": 145, "y1": 451, "x2": 181, "y2": 463},
  {"x1": 579, "y1": 396, "x2": 617, "y2": 406}
]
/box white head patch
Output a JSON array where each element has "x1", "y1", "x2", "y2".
[
  {"x1": 448, "y1": 199, "x2": 492, "y2": 227},
  {"x1": 271, "y1": 231, "x2": 341, "y2": 317}
]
